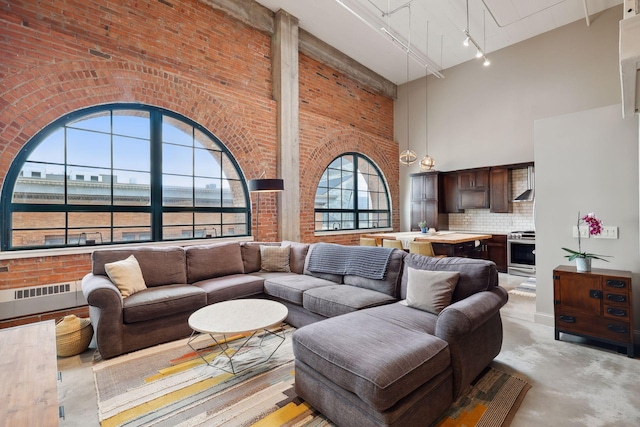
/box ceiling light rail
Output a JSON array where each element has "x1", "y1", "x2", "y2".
[
  {"x1": 335, "y1": 0, "x2": 444, "y2": 78},
  {"x1": 463, "y1": 0, "x2": 490, "y2": 67}
]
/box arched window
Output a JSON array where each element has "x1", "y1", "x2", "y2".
[
  {"x1": 1, "y1": 104, "x2": 250, "y2": 250},
  {"x1": 314, "y1": 153, "x2": 390, "y2": 231}
]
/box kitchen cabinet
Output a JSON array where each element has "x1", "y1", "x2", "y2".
[
  {"x1": 439, "y1": 172, "x2": 462, "y2": 213},
  {"x1": 458, "y1": 168, "x2": 489, "y2": 209},
  {"x1": 410, "y1": 172, "x2": 448, "y2": 231},
  {"x1": 554, "y1": 266, "x2": 634, "y2": 357},
  {"x1": 485, "y1": 234, "x2": 507, "y2": 272},
  {"x1": 490, "y1": 168, "x2": 509, "y2": 213}
]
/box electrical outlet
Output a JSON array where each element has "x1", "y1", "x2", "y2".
[
  {"x1": 594, "y1": 226, "x2": 618, "y2": 239},
  {"x1": 572, "y1": 226, "x2": 589, "y2": 238}
]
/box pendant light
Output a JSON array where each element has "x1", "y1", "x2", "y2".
[
  {"x1": 419, "y1": 22, "x2": 435, "y2": 172},
  {"x1": 399, "y1": 7, "x2": 416, "y2": 166}
]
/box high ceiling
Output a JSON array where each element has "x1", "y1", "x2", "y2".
[{"x1": 254, "y1": 0, "x2": 622, "y2": 84}]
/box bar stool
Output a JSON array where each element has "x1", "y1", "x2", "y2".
[
  {"x1": 359, "y1": 237, "x2": 377, "y2": 246},
  {"x1": 382, "y1": 239, "x2": 404, "y2": 250},
  {"x1": 409, "y1": 241, "x2": 446, "y2": 258}
]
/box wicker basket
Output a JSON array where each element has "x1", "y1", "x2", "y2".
[{"x1": 55, "y1": 315, "x2": 93, "y2": 357}]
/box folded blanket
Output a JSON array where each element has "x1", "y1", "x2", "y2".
[{"x1": 306, "y1": 243, "x2": 394, "y2": 280}]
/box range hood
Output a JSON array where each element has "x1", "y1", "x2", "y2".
[{"x1": 513, "y1": 166, "x2": 534, "y2": 202}]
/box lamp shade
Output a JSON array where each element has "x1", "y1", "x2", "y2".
[{"x1": 248, "y1": 178, "x2": 284, "y2": 192}]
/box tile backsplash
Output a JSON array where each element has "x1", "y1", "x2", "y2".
[{"x1": 447, "y1": 168, "x2": 534, "y2": 234}]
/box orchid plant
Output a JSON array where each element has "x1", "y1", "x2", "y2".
[{"x1": 562, "y1": 212, "x2": 610, "y2": 261}]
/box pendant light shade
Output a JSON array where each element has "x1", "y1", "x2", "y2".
[{"x1": 400, "y1": 149, "x2": 418, "y2": 165}]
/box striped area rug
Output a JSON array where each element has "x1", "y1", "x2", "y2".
[{"x1": 93, "y1": 327, "x2": 529, "y2": 427}]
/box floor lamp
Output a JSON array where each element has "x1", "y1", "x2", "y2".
[{"x1": 248, "y1": 178, "x2": 284, "y2": 241}]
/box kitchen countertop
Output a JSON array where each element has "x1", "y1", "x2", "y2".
[{"x1": 364, "y1": 231, "x2": 492, "y2": 245}]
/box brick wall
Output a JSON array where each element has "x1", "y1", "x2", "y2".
[{"x1": 0, "y1": 0, "x2": 397, "y2": 324}]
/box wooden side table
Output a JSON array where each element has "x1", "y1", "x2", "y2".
[
  {"x1": 0, "y1": 321, "x2": 59, "y2": 425},
  {"x1": 554, "y1": 265, "x2": 634, "y2": 357}
]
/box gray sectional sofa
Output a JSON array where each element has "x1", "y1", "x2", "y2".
[{"x1": 82, "y1": 239, "x2": 508, "y2": 426}]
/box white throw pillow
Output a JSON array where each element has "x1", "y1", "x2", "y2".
[
  {"x1": 405, "y1": 267, "x2": 460, "y2": 314},
  {"x1": 260, "y1": 245, "x2": 291, "y2": 272},
  {"x1": 104, "y1": 255, "x2": 147, "y2": 298}
]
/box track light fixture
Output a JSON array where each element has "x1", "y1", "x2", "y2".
[
  {"x1": 463, "y1": 36, "x2": 469, "y2": 47},
  {"x1": 483, "y1": 56, "x2": 490, "y2": 66},
  {"x1": 462, "y1": 1, "x2": 491, "y2": 67}
]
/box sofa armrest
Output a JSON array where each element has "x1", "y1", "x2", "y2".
[
  {"x1": 82, "y1": 273, "x2": 123, "y2": 309},
  {"x1": 435, "y1": 286, "x2": 508, "y2": 339},
  {"x1": 434, "y1": 286, "x2": 508, "y2": 399}
]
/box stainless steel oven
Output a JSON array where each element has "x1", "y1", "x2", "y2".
[{"x1": 507, "y1": 231, "x2": 536, "y2": 277}]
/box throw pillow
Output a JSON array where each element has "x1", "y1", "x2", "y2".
[
  {"x1": 104, "y1": 255, "x2": 147, "y2": 298},
  {"x1": 260, "y1": 245, "x2": 291, "y2": 272},
  {"x1": 405, "y1": 267, "x2": 460, "y2": 314}
]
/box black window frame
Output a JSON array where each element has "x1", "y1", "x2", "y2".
[
  {"x1": 314, "y1": 152, "x2": 391, "y2": 232},
  {"x1": 0, "y1": 103, "x2": 251, "y2": 251}
]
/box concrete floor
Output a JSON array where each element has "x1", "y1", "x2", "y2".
[{"x1": 56, "y1": 274, "x2": 640, "y2": 426}]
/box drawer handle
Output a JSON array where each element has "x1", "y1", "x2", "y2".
[
  {"x1": 607, "y1": 324, "x2": 628, "y2": 334},
  {"x1": 559, "y1": 315, "x2": 576, "y2": 323},
  {"x1": 606, "y1": 294, "x2": 626, "y2": 303},
  {"x1": 589, "y1": 290, "x2": 602, "y2": 299},
  {"x1": 607, "y1": 307, "x2": 627, "y2": 317},
  {"x1": 606, "y1": 279, "x2": 626, "y2": 289}
]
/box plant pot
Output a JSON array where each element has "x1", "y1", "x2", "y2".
[
  {"x1": 420, "y1": 228, "x2": 427, "y2": 233},
  {"x1": 575, "y1": 257, "x2": 591, "y2": 272}
]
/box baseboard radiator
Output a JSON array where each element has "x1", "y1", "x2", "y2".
[{"x1": 0, "y1": 281, "x2": 86, "y2": 320}]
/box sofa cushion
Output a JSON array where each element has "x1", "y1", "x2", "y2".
[
  {"x1": 104, "y1": 255, "x2": 147, "y2": 298},
  {"x1": 405, "y1": 268, "x2": 460, "y2": 314},
  {"x1": 303, "y1": 285, "x2": 396, "y2": 318},
  {"x1": 401, "y1": 254, "x2": 498, "y2": 302},
  {"x1": 92, "y1": 246, "x2": 187, "y2": 287},
  {"x1": 185, "y1": 242, "x2": 244, "y2": 283},
  {"x1": 123, "y1": 284, "x2": 206, "y2": 323},
  {"x1": 260, "y1": 245, "x2": 291, "y2": 272},
  {"x1": 293, "y1": 310, "x2": 450, "y2": 411},
  {"x1": 241, "y1": 242, "x2": 279, "y2": 273},
  {"x1": 357, "y1": 302, "x2": 437, "y2": 334},
  {"x1": 264, "y1": 275, "x2": 337, "y2": 305},
  {"x1": 343, "y1": 248, "x2": 405, "y2": 297},
  {"x1": 192, "y1": 274, "x2": 265, "y2": 304},
  {"x1": 303, "y1": 244, "x2": 343, "y2": 284},
  {"x1": 282, "y1": 241, "x2": 310, "y2": 274}
]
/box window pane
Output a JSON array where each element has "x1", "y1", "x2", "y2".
[
  {"x1": 68, "y1": 212, "x2": 110, "y2": 228},
  {"x1": 113, "y1": 212, "x2": 150, "y2": 227},
  {"x1": 163, "y1": 174, "x2": 193, "y2": 206},
  {"x1": 222, "y1": 155, "x2": 240, "y2": 181},
  {"x1": 12, "y1": 162, "x2": 65, "y2": 204},
  {"x1": 194, "y1": 148, "x2": 222, "y2": 178},
  {"x1": 113, "y1": 171, "x2": 150, "y2": 206},
  {"x1": 113, "y1": 110, "x2": 150, "y2": 139},
  {"x1": 163, "y1": 144, "x2": 193, "y2": 175},
  {"x1": 68, "y1": 111, "x2": 111, "y2": 133},
  {"x1": 195, "y1": 129, "x2": 221, "y2": 151},
  {"x1": 358, "y1": 191, "x2": 370, "y2": 209},
  {"x1": 12, "y1": 212, "x2": 65, "y2": 229},
  {"x1": 67, "y1": 128, "x2": 111, "y2": 168},
  {"x1": 13, "y1": 229, "x2": 65, "y2": 247},
  {"x1": 223, "y1": 180, "x2": 246, "y2": 208},
  {"x1": 115, "y1": 229, "x2": 151, "y2": 242},
  {"x1": 162, "y1": 226, "x2": 191, "y2": 240},
  {"x1": 28, "y1": 129, "x2": 65, "y2": 164},
  {"x1": 195, "y1": 212, "x2": 221, "y2": 225},
  {"x1": 195, "y1": 178, "x2": 222, "y2": 207},
  {"x1": 163, "y1": 116, "x2": 193, "y2": 146},
  {"x1": 67, "y1": 168, "x2": 111, "y2": 205},
  {"x1": 163, "y1": 212, "x2": 193, "y2": 226},
  {"x1": 113, "y1": 136, "x2": 150, "y2": 172}
]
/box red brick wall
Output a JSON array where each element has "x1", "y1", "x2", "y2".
[{"x1": 0, "y1": 0, "x2": 396, "y2": 324}]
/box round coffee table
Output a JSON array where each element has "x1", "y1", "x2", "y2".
[{"x1": 187, "y1": 299, "x2": 288, "y2": 374}]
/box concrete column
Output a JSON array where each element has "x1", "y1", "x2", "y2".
[{"x1": 272, "y1": 10, "x2": 300, "y2": 242}]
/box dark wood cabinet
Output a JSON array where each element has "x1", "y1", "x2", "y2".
[
  {"x1": 554, "y1": 266, "x2": 634, "y2": 357},
  {"x1": 458, "y1": 168, "x2": 489, "y2": 209},
  {"x1": 489, "y1": 168, "x2": 509, "y2": 213},
  {"x1": 410, "y1": 172, "x2": 448, "y2": 231},
  {"x1": 440, "y1": 172, "x2": 462, "y2": 213},
  {"x1": 485, "y1": 234, "x2": 507, "y2": 272}
]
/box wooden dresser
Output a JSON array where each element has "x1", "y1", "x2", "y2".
[
  {"x1": 553, "y1": 265, "x2": 634, "y2": 357},
  {"x1": 0, "y1": 320, "x2": 59, "y2": 425}
]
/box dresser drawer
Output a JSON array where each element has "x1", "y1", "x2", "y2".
[
  {"x1": 604, "y1": 278, "x2": 630, "y2": 292},
  {"x1": 604, "y1": 292, "x2": 630, "y2": 307},
  {"x1": 555, "y1": 311, "x2": 632, "y2": 343},
  {"x1": 604, "y1": 305, "x2": 631, "y2": 321}
]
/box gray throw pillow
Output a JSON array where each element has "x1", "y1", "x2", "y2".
[
  {"x1": 260, "y1": 245, "x2": 291, "y2": 272},
  {"x1": 405, "y1": 267, "x2": 460, "y2": 314}
]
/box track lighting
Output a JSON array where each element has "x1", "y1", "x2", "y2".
[
  {"x1": 483, "y1": 56, "x2": 490, "y2": 66},
  {"x1": 463, "y1": 36, "x2": 469, "y2": 47},
  {"x1": 475, "y1": 49, "x2": 482, "y2": 58}
]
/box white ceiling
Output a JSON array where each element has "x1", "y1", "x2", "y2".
[{"x1": 254, "y1": 0, "x2": 622, "y2": 84}]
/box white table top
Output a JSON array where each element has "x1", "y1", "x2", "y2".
[{"x1": 188, "y1": 299, "x2": 288, "y2": 335}]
